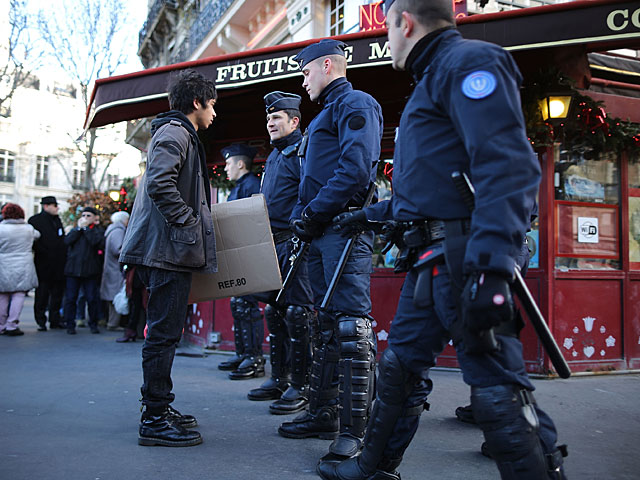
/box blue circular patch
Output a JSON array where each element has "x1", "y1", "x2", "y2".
[{"x1": 461, "y1": 71, "x2": 497, "y2": 99}]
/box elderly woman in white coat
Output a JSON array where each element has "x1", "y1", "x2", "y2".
[
  {"x1": 0, "y1": 203, "x2": 40, "y2": 336},
  {"x1": 100, "y1": 210, "x2": 130, "y2": 330}
]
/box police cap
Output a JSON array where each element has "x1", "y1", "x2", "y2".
[
  {"x1": 221, "y1": 143, "x2": 257, "y2": 160},
  {"x1": 82, "y1": 206, "x2": 99, "y2": 216},
  {"x1": 293, "y1": 39, "x2": 348, "y2": 69},
  {"x1": 264, "y1": 91, "x2": 302, "y2": 114}
]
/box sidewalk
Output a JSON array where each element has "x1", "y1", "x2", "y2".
[{"x1": 1, "y1": 296, "x2": 639, "y2": 480}]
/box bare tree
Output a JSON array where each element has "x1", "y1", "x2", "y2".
[
  {"x1": 0, "y1": 0, "x2": 44, "y2": 113},
  {"x1": 37, "y1": 0, "x2": 134, "y2": 191}
]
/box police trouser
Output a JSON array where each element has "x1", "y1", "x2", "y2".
[
  {"x1": 306, "y1": 230, "x2": 376, "y2": 445},
  {"x1": 361, "y1": 260, "x2": 566, "y2": 479},
  {"x1": 230, "y1": 296, "x2": 263, "y2": 357}
]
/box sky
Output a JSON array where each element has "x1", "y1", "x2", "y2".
[{"x1": 22, "y1": 0, "x2": 152, "y2": 178}]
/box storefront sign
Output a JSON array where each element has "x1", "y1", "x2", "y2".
[
  {"x1": 578, "y1": 217, "x2": 599, "y2": 243},
  {"x1": 359, "y1": 1, "x2": 385, "y2": 31}
]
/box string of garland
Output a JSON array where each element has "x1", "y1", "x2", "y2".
[{"x1": 522, "y1": 67, "x2": 640, "y2": 154}]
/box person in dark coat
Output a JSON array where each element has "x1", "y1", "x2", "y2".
[
  {"x1": 279, "y1": 39, "x2": 383, "y2": 467},
  {"x1": 62, "y1": 206, "x2": 105, "y2": 335},
  {"x1": 28, "y1": 196, "x2": 66, "y2": 330},
  {"x1": 119, "y1": 69, "x2": 218, "y2": 448},
  {"x1": 319, "y1": 1, "x2": 567, "y2": 480},
  {"x1": 217, "y1": 143, "x2": 266, "y2": 379}
]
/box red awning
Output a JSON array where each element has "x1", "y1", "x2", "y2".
[{"x1": 85, "y1": 0, "x2": 640, "y2": 132}]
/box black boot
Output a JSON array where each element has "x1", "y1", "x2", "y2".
[
  {"x1": 455, "y1": 404, "x2": 476, "y2": 424},
  {"x1": 229, "y1": 355, "x2": 265, "y2": 380},
  {"x1": 166, "y1": 405, "x2": 198, "y2": 428},
  {"x1": 271, "y1": 305, "x2": 312, "y2": 415},
  {"x1": 248, "y1": 376, "x2": 289, "y2": 401},
  {"x1": 317, "y1": 457, "x2": 401, "y2": 480},
  {"x1": 219, "y1": 298, "x2": 246, "y2": 371},
  {"x1": 249, "y1": 304, "x2": 290, "y2": 399},
  {"x1": 138, "y1": 409, "x2": 202, "y2": 447},
  {"x1": 270, "y1": 385, "x2": 309, "y2": 415},
  {"x1": 277, "y1": 406, "x2": 339, "y2": 439}
]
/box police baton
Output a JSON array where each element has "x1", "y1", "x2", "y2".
[
  {"x1": 274, "y1": 239, "x2": 309, "y2": 306},
  {"x1": 451, "y1": 171, "x2": 571, "y2": 379},
  {"x1": 321, "y1": 182, "x2": 377, "y2": 310}
]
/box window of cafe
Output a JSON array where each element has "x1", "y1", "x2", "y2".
[
  {"x1": 628, "y1": 152, "x2": 640, "y2": 270},
  {"x1": 553, "y1": 144, "x2": 620, "y2": 271}
]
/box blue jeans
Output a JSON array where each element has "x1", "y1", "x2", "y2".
[
  {"x1": 63, "y1": 276, "x2": 100, "y2": 329},
  {"x1": 137, "y1": 266, "x2": 192, "y2": 413}
]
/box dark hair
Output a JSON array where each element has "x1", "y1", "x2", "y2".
[
  {"x1": 167, "y1": 69, "x2": 217, "y2": 114},
  {"x1": 282, "y1": 108, "x2": 302, "y2": 123},
  {"x1": 1, "y1": 202, "x2": 25, "y2": 220},
  {"x1": 234, "y1": 155, "x2": 254, "y2": 170},
  {"x1": 393, "y1": 0, "x2": 454, "y2": 28}
]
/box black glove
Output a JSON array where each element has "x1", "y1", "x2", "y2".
[
  {"x1": 290, "y1": 216, "x2": 324, "y2": 243},
  {"x1": 461, "y1": 271, "x2": 514, "y2": 333},
  {"x1": 332, "y1": 210, "x2": 385, "y2": 235}
]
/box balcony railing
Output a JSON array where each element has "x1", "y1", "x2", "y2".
[
  {"x1": 139, "y1": 0, "x2": 179, "y2": 49},
  {"x1": 187, "y1": 0, "x2": 234, "y2": 59}
]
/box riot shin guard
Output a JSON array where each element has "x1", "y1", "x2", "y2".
[
  {"x1": 471, "y1": 384, "x2": 565, "y2": 480},
  {"x1": 328, "y1": 315, "x2": 376, "y2": 458},
  {"x1": 218, "y1": 297, "x2": 246, "y2": 370}
]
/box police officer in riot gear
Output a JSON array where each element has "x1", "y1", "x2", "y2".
[
  {"x1": 247, "y1": 91, "x2": 315, "y2": 414},
  {"x1": 278, "y1": 39, "x2": 383, "y2": 466},
  {"x1": 218, "y1": 144, "x2": 265, "y2": 379},
  {"x1": 318, "y1": 1, "x2": 567, "y2": 479}
]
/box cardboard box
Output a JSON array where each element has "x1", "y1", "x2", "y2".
[{"x1": 188, "y1": 194, "x2": 282, "y2": 303}]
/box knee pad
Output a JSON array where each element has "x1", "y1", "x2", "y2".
[
  {"x1": 285, "y1": 305, "x2": 311, "y2": 339},
  {"x1": 472, "y1": 384, "x2": 548, "y2": 479},
  {"x1": 337, "y1": 315, "x2": 374, "y2": 358},
  {"x1": 265, "y1": 304, "x2": 286, "y2": 334}
]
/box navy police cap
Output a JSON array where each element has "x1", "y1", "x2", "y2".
[
  {"x1": 293, "y1": 39, "x2": 348, "y2": 69},
  {"x1": 264, "y1": 91, "x2": 302, "y2": 114},
  {"x1": 221, "y1": 143, "x2": 257, "y2": 160}
]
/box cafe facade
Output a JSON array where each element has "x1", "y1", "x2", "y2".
[{"x1": 86, "y1": 0, "x2": 640, "y2": 375}]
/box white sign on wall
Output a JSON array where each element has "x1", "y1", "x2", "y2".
[{"x1": 578, "y1": 217, "x2": 599, "y2": 243}]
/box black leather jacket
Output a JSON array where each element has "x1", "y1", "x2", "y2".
[{"x1": 119, "y1": 111, "x2": 217, "y2": 273}]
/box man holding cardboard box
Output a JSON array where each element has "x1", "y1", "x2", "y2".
[
  {"x1": 218, "y1": 144, "x2": 266, "y2": 379},
  {"x1": 119, "y1": 69, "x2": 218, "y2": 447},
  {"x1": 246, "y1": 91, "x2": 315, "y2": 415}
]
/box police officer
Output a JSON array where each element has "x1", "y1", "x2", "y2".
[
  {"x1": 247, "y1": 91, "x2": 315, "y2": 415},
  {"x1": 319, "y1": 1, "x2": 567, "y2": 479},
  {"x1": 278, "y1": 39, "x2": 383, "y2": 466},
  {"x1": 217, "y1": 144, "x2": 265, "y2": 379}
]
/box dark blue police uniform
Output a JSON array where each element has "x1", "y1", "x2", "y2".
[
  {"x1": 279, "y1": 39, "x2": 384, "y2": 463},
  {"x1": 247, "y1": 92, "x2": 315, "y2": 413},
  {"x1": 321, "y1": 23, "x2": 566, "y2": 480},
  {"x1": 218, "y1": 144, "x2": 265, "y2": 379}
]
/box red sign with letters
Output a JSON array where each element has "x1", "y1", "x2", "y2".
[{"x1": 360, "y1": 1, "x2": 467, "y2": 32}]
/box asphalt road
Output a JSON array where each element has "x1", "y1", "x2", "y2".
[{"x1": 1, "y1": 296, "x2": 639, "y2": 480}]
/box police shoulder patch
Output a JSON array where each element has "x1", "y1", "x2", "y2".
[
  {"x1": 348, "y1": 115, "x2": 366, "y2": 130},
  {"x1": 461, "y1": 70, "x2": 497, "y2": 99}
]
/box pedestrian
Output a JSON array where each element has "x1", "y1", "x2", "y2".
[
  {"x1": 115, "y1": 265, "x2": 146, "y2": 343},
  {"x1": 320, "y1": 1, "x2": 567, "y2": 479},
  {"x1": 100, "y1": 210, "x2": 130, "y2": 331},
  {"x1": 62, "y1": 207, "x2": 105, "y2": 335},
  {"x1": 28, "y1": 196, "x2": 66, "y2": 331},
  {"x1": 119, "y1": 68, "x2": 218, "y2": 447},
  {"x1": 278, "y1": 39, "x2": 383, "y2": 467},
  {"x1": 0, "y1": 203, "x2": 40, "y2": 336},
  {"x1": 217, "y1": 143, "x2": 266, "y2": 379},
  {"x1": 246, "y1": 91, "x2": 315, "y2": 415}
]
